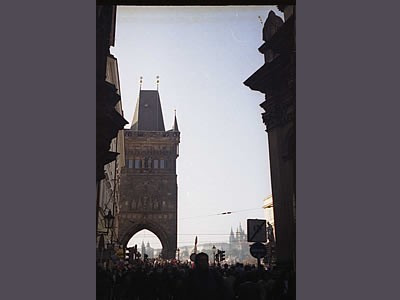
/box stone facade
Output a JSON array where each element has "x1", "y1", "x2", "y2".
[
  {"x1": 96, "y1": 20, "x2": 127, "y2": 254},
  {"x1": 118, "y1": 90, "x2": 180, "y2": 259},
  {"x1": 96, "y1": 6, "x2": 128, "y2": 257},
  {"x1": 263, "y1": 195, "x2": 275, "y2": 230},
  {"x1": 96, "y1": 5, "x2": 128, "y2": 183},
  {"x1": 244, "y1": 6, "x2": 296, "y2": 271}
]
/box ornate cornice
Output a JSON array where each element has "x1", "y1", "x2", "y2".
[{"x1": 260, "y1": 94, "x2": 294, "y2": 132}]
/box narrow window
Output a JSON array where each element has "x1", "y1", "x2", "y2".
[
  {"x1": 160, "y1": 159, "x2": 165, "y2": 169},
  {"x1": 128, "y1": 159, "x2": 133, "y2": 168},
  {"x1": 153, "y1": 160, "x2": 159, "y2": 169},
  {"x1": 134, "y1": 159, "x2": 141, "y2": 169}
]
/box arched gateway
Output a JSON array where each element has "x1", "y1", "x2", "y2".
[{"x1": 118, "y1": 90, "x2": 180, "y2": 259}]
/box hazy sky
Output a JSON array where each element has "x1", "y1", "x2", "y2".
[{"x1": 111, "y1": 6, "x2": 282, "y2": 249}]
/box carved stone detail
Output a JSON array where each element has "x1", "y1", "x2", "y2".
[{"x1": 261, "y1": 95, "x2": 293, "y2": 132}]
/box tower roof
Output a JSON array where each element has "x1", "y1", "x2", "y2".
[
  {"x1": 131, "y1": 90, "x2": 165, "y2": 131},
  {"x1": 172, "y1": 112, "x2": 179, "y2": 132}
]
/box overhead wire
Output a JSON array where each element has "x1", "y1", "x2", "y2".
[{"x1": 179, "y1": 207, "x2": 263, "y2": 220}]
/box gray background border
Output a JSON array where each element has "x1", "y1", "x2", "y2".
[
  {"x1": 298, "y1": 0, "x2": 400, "y2": 299},
  {"x1": 2, "y1": 0, "x2": 399, "y2": 299},
  {"x1": 1, "y1": 1, "x2": 96, "y2": 299}
]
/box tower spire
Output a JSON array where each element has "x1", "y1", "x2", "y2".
[
  {"x1": 139, "y1": 76, "x2": 143, "y2": 90},
  {"x1": 172, "y1": 109, "x2": 179, "y2": 132},
  {"x1": 156, "y1": 75, "x2": 160, "y2": 91},
  {"x1": 229, "y1": 227, "x2": 235, "y2": 243}
]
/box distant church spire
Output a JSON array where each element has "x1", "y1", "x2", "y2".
[
  {"x1": 141, "y1": 240, "x2": 146, "y2": 255},
  {"x1": 229, "y1": 227, "x2": 235, "y2": 243}
]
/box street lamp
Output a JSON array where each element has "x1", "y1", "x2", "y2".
[
  {"x1": 212, "y1": 245, "x2": 216, "y2": 266},
  {"x1": 177, "y1": 248, "x2": 180, "y2": 262},
  {"x1": 104, "y1": 210, "x2": 115, "y2": 230}
]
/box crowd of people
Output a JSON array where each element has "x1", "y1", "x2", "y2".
[{"x1": 97, "y1": 252, "x2": 295, "y2": 300}]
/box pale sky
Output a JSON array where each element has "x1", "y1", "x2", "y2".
[{"x1": 111, "y1": 6, "x2": 282, "y2": 249}]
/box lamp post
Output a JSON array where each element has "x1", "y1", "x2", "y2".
[
  {"x1": 212, "y1": 245, "x2": 216, "y2": 266},
  {"x1": 103, "y1": 209, "x2": 115, "y2": 246},
  {"x1": 97, "y1": 210, "x2": 115, "y2": 261},
  {"x1": 101, "y1": 210, "x2": 115, "y2": 267},
  {"x1": 177, "y1": 248, "x2": 180, "y2": 262},
  {"x1": 104, "y1": 210, "x2": 115, "y2": 232}
]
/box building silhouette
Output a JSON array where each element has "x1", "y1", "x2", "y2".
[
  {"x1": 244, "y1": 5, "x2": 296, "y2": 273},
  {"x1": 118, "y1": 89, "x2": 180, "y2": 259},
  {"x1": 145, "y1": 241, "x2": 155, "y2": 258},
  {"x1": 96, "y1": 5, "x2": 128, "y2": 259}
]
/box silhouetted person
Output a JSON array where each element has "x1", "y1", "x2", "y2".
[
  {"x1": 97, "y1": 265, "x2": 116, "y2": 300},
  {"x1": 185, "y1": 252, "x2": 226, "y2": 300},
  {"x1": 236, "y1": 270, "x2": 262, "y2": 300}
]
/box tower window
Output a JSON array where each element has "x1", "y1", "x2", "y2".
[
  {"x1": 160, "y1": 159, "x2": 165, "y2": 169},
  {"x1": 153, "y1": 160, "x2": 159, "y2": 169},
  {"x1": 134, "y1": 159, "x2": 141, "y2": 169}
]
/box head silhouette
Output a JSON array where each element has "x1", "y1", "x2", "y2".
[{"x1": 195, "y1": 252, "x2": 209, "y2": 271}]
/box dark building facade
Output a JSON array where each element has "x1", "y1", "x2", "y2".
[
  {"x1": 96, "y1": 6, "x2": 128, "y2": 183},
  {"x1": 244, "y1": 5, "x2": 296, "y2": 274},
  {"x1": 96, "y1": 5, "x2": 128, "y2": 244},
  {"x1": 118, "y1": 90, "x2": 180, "y2": 259}
]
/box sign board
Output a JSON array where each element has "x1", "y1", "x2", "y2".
[
  {"x1": 250, "y1": 242, "x2": 267, "y2": 259},
  {"x1": 247, "y1": 219, "x2": 267, "y2": 242}
]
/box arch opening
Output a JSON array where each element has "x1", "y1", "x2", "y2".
[
  {"x1": 120, "y1": 220, "x2": 176, "y2": 259},
  {"x1": 127, "y1": 229, "x2": 163, "y2": 259}
]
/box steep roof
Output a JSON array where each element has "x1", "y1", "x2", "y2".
[
  {"x1": 131, "y1": 90, "x2": 165, "y2": 131},
  {"x1": 172, "y1": 111, "x2": 179, "y2": 132}
]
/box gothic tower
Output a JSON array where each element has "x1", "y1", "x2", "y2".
[{"x1": 118, "y1": 89, "x2": 180, "y2": 259}]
